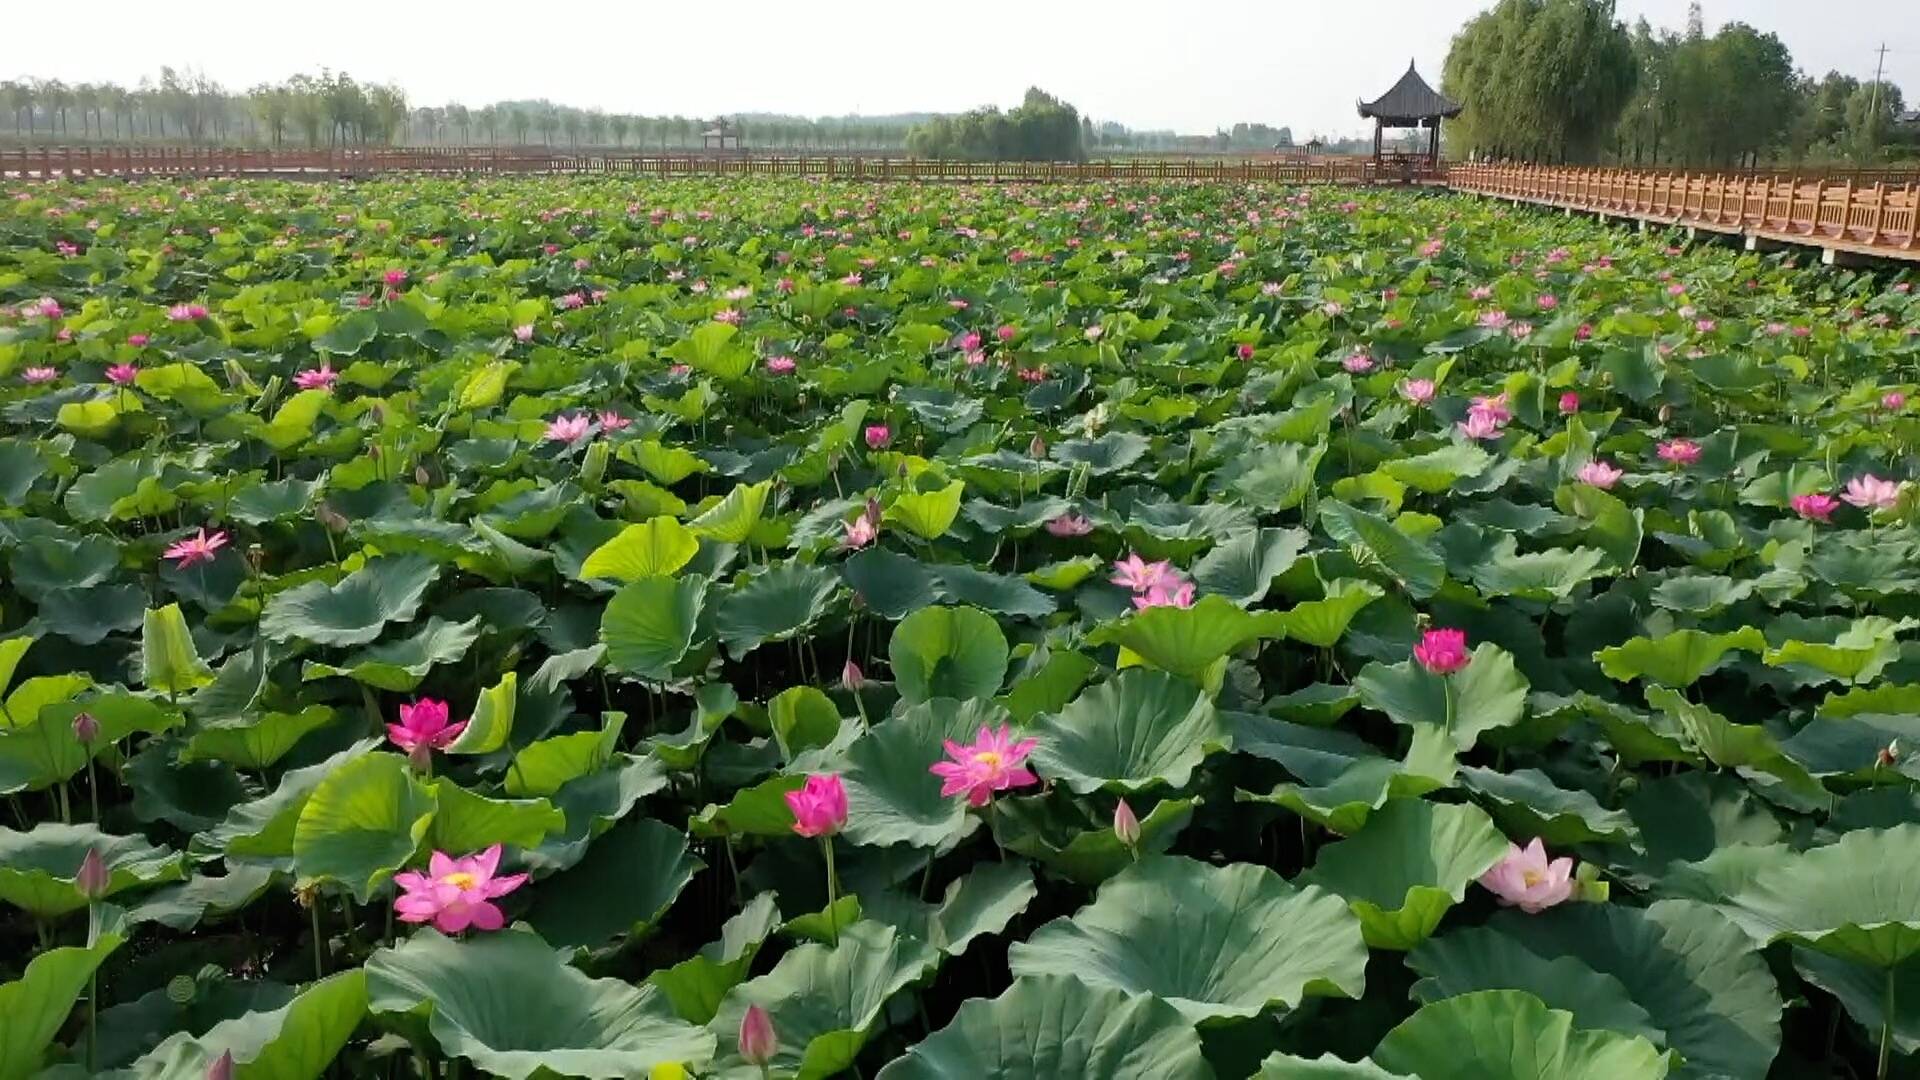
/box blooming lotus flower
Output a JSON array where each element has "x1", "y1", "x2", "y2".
[
  {"x1": 512, "y1": 323, "x2": 534, "y2": 342},
  {"x1": 1657, "y1": 439, "x2": 1702, "y2": 466},
  {"x1": 1558, "y1": 392, "x2": 1580, "y2": 415},
  {"x1": 383, "y1": 268, "x2": 408, "y2": 288},
  {"x1": 106, "y1": 364, "x2": 139, "y2": 386},
  {"x1": 597, "y1": 410, "x2": 632, "y2": 432},
  {"x1": 167, "y1": 303, "x2": 208, "y2": 322},
  {"x1": 22, "y1": 366, "x2": 58, "y2": 384},
  {"x1": 1458, "y1": 410, "x2": 1504, "y2": 441},
  {"x1": 765, "y1": 356, "x2": 796, "y2": 375},
  {"x1": 29, "y1": 296, "x2": 63, "y2": 319},
  {"x1": 1842, "y1": 474, "x2": 1903, "y2": 511},
  {"x1": 1478, "y1": 839, "x2": 1575, "y2": 913},
  {"x1": 738, "y1": 1005, "x2": 778, "y2": 1068},
  {"x1": 1477, "y1": 310, "x2": 1510, "y2": 329},
  {"x1": 556, "y1": 292, "x2": 587, "y2": 310},
  {"x1": 1342, "y1": 352, "x2": 1374, "y2": 373},
  {"x1": 393, "y1": 845, "x2": 527, "y2": 933},
  {"x1": 164, "y1": 528, "x2": 228, "y2": 568},
  {"x1": 864, "y1": 424, "x2": 891, "y2": 450},
  {"x1": 784, "y1": 774, "x2": 848, "y2": 838},
  {"x1": 930, "y1": 724, "x2": 1040, "y2": 806},
  {"x1": 1414, "y1": 628, "x2": 1470, "y2": 675},
  {"x1": 1470, "y1": 394, "x2": 1512, "y2": 425},
  {"x1": 1133, "y1": 579, "x2": 1196, "y2": 610},
  {"x1": 1791, "y1": 493, "x2": 1840, "y2": 523},
  {"x1": 1536, "y1": 293, "x2": 1558, "y2": 310},
  {"x1": 127, "y1": 333, "x2": 149, "y2": 347},
  {"x1": 1575, "y1": 460, "x2": 1623, "y2": 489},
  {"x1": 545, "y1": 414, "x2": 592, "y2": 443},
  {"x1": 292, "y1": 364, "x2": 337, "y2": 391},
  {"x1": 714, "y1": 309, "x2": 742, "y2": 326},
  {"x1": 387, "y1": 698, "x2": 466, "y2": 761},
  {"x1": 1398, "y1": 378, "x2": 1436, "y2": 406},
  {"x1": 1883, "y1": 392, "x2": 1907, "y2": 412},
  {"x1": 843, "y1": 511, "x2": 878, "y2": 550},
  {"x1": 1111, "y1": 553, "x2": 1176, "y2": 594},
  {"x1": 1046, "y1": 513, "x2": 1093, "y2": 537}
]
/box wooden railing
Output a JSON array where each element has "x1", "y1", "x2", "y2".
[
  {"x1": 0, "y1": 146, "x2": 1438, "y2": 185},
  {"x1": 1448, "y1": 163, "x2": 1918, "y2": 256}
]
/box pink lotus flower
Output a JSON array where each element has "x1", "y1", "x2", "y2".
[
  {"x1": 1791, "y1": 493, "x2": 1840, "y2": 523},
  {"x1": 1575, "y1": 323, "x2": 1593, "y2": 341},
  {"x1": 1133, "y1": 580, "x2": 1196, "y2": 610},
  {"x1": 843, "y1": 509, "x2": 879, "y2": 550},
  {"x1": 1536, "y1": 294, "x2": 1558, "y2": 310},
  {"x1": 29, "y1": 296, "x2": 63, "y2": 319},
  {"x1": 1657, "y1": 439, "x2": 1702, "y2": 466},
  {"x1": 292, "y1": 364, "x2": 338, "y2": 391},
  {"x1": 1111, "y1": 553, "x2": 1175, "y2": 594},
  {"x1": 996, "y1": 324, "x2": 1017, "y2": 342},
  {"x1": 597, "y1": 410, "x2": 631, "y2": 432},
  {"x1": 1558, "y1": 392, "x2": 1580, "y2": 415},
  {"x1": 555, "y1": 292, "x2": 586, "y2": 311},
  {"x1": 714, "y1": 309, "x2": 742, "y2": 326},
  {"x1": 388, "y1": 698, "x2": 467, "y2": 761},
  {"x1": 1458, "y1": 411, "x2": 1504, "y2": 441},
  {"x1": 1114, "y1": 799, "x2": 1141, "y2": 847},
  {"x1": 1575, "y1": 460, "x2": 1623, "y2": 489},
  {"x1": 738, "y1": 1004, "x2": 778, "y2": 1067},
  {"x1": 1342, "y1": 352, "x2": 1374, "y2": 373},
  {"x1": 1236, "y1": 343, "x2": 1255, "y2": 361},
  {"x1": 765, "y1": 356, "x2": 797, "y2": 376},
  {"x1": 394, "y1": 845, "x2": 526, "y2": 933},
  {"x1": 1046, "y1": 513, "x2": 1093, "y2": 537},
  {"x1": 383, "y1": 268, "x2": 408, "y2": 288},
  {"x1": 1468, "y1": 286, "x2": 1492, "y2": 301},
  {"x1": 930, "y1": 724, "x2": 1040, "y2": 807},
  {"x1": 167, "y1": 303, "x2": 208, "y2": 322},
  {"x1": 22, "y1": 366, "x2": 58, "y2": 384},
  {"x1": 106, "y1": 364, "x2": 140, "y2": 386},
  {"x1": 1478, "y1": 839, "x2": 1574, "y2": 913},
  {"x1": 545, "y1": 414, "x2": 592, "y2": 443},
  {"x1": 76, "y1": 847, "x2": 111, "y2": 901},
  {"x1": 1398, "y1": 379, "x2": 1436, "y2": 406},
  {"x1": 1695, "y1": 319, "x2": 1717, "y2": 334},
  {"x1": 512, "y1": 323, "x2": 534, "y2": 342},
  {"x1": 127, "y1": 333, "x2": 149, "y2": 347},
  {"x1": 1470, "y1": 394, "x2": 1511, "y2": 425},
  {"x1": 1084, "y1": 325, "x2": 1104, "y2": 341},
  {"x1": 1884, "y1": 392, "x2": 1908, "y2": 412},
  {"x1": 1478, "y1": 310, "x2": 1510, "y2": 330},
  {"x1": 785, "y1": 774, "x2": 848, "y2": 838},
  {"x1": 163, "y1": 528, "x2": 228, "y2": 568},
  {"x1": 1414, "y1": 628, "x2": 1470, "y2": 675},
  {"x1": 864, "y1": 424, "x2": 892, "y2": 450},
  {"x1": 841, "y1": 660, "x2": 865, "y2": 691},
  {"x1": 1842, "y1": 474, "x2": 1903, "y2": 511}
]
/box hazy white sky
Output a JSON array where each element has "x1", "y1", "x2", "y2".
[{"x1": 24, "y1": 0, "x2": 1920, "y2": 138}]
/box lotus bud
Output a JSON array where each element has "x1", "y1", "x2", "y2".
[
  {"x1": 1879, "y1": 741, "x2": 1901, "y2": 769},
  {"x1": 315, "y1": 502, "x2": 348, "y2": 533},
  {"x1": 1657, "y1": 404, "x2": 1673, "y2": 424},
  {"x1": 841, "y1": 660, "x2": 866, "y2": 692},
  {"x1": 75, "y1": 847, "x2": 110, "y2": 901},
  {"x1": 247, "y1": 544, "x2": 265, "y2": 573},
  {"x1": 71, "y1": 711, "x2": 100, "y2": 744},
  {"x1": 738, "y1": 1004, "x2": 778, "y2": 1066},
  {"x1": 206, "y1": 1051, "x2": 234, "y2": 1080},
  {"x1": 1113, "y1": 798, "x2": 1141, "y2": 850},
  {"x1": 414, "y1": 466, "x2": 431, "y2": 486},
  {"x1": 1029, "y1": 434, "x2": 1047, "y2": 458}
]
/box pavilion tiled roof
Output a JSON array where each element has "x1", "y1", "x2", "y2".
[{"x1": 1359, "y1": 62, "x2": 1464, "y2": 125}]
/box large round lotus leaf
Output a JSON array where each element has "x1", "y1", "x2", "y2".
[
  {"x1": 1593, "y1": 627, "x2": 1766, "y2": 689},
  {"x1": 859, "y1": 861, "x2": 1037, "y2": 956},
  {"x1": 576, "y1": 516, "x2": 700, "y2": 583},
  {"x1": 124, "y1": 969, "x2": 367, "y2": 1079},
  {"x1": 1085, "y1": 595, "x2": 1284, "y2": 682},
  {"x1": 998, "y1": 795, "x2": 1198, "y2": 885},
  {"x1": 889, "y1": 605, "x2": 1009, "y2": 704},
  {"x1": 707, "y1": 920, "x2": 941, "y2": 1079},
  {"x1": 1408, "y1": 928, "x2": 1666, "y2": 1051},
  {"x1": 1233, "y1": 718, "x2": 1454, "y2": 835},
  {"x1": 1371, "y1": 990, "x2": 1671, "y2": 1080},
  {"x1": 1720, "y1": 824, "x2": 1920, "y2": 968},
  {"x1": 599, "y1": 574, "x2": 709, "y2": 680},
  {"x1": 875, "y1": 974, "x2": 1212, "y2": 1079},
  {"x1": 713, "y1": 562, "x2": 842, "y2": 656},
  {"x1": 259, "y1": 554, "x2": 441, "y2": 647},
  {"x1": 1255, "y1": 1053, "x2": 1406, "y2": 1077},
  {"x1": 291, "y1": 751, "x2": 436, "y2": 903},
  {"x1": 0, "y1": 823, "x2": 185, "y2": 918},
  {"x1": 1302, "y1": 798, "x2": 1509, "y2": 949},
  {"x1": 1028, "y1": 669, "x2": 1229, "y2": 794},
  {"x1": 526, "y1": 817, "x2": 700, "y2": 951},
  {"x1": 840, "y1": 698, "x2": 1003, "y2": 848},
  {"x1": 1486, "y1": 900, "x2": 1782, "y2": 1080},
  {"x1": 1458, "y1": 766, "x2": 1637, "y2": 846},
  {"x1": 1317, "y1": 499, "x2": 1446, "y2": 599},
  {"x1": 1007, "y1": 855, "x2": 1367, "y2": 1024},
  {"x1": 300, "y1": 615, "x2": 484, "y2": 692},
  {"x1": 1353, "y1": 644, "x2": 1529, "y2": 752},
  {"x1": 367, "y1": 927, "x2": 715, "y2": 1079},
  {"x1": 1190, "y1": 527, "x2": 1311, "y2": 606}
]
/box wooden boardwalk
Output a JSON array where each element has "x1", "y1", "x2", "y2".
[{"x1": 4, "y1": 148, "x2": 1915, "y2": 263}]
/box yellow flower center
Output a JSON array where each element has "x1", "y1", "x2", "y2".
[
  {"x1": 442, "y1": 872, "x2": 478, "y2": 890},
  {"x1": 974, "y1": 750, "x2": 1003, "y2": 767},
  {"x1": 1521, "y1": 869, "x2": 1543, "y2": 888}
]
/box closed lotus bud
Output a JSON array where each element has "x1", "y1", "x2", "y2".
[
  {"x1": 71, "y1": 711, "x2": 100, "y2": 744},
  {"x1": 842, "y1": 660, "x2": 865, "y2": 692},
  {"x1": 315, "y1": 502, "x2": 348, "y2": 533},
  {"x1": 247, "y1": 544, "x2": 265, "y2": 572},
  {"x1": 738, "y1": 1004, "x2": 778, "y2": 1066},
  {"x1": 1879, "y1": 740, "x2": 1901, "y2": 768},
  {"x1": 1029, "y1": 434, "x2": 1047, "y2": 458},
  {"x1": 414, "y1": 466, "x2": 431, "y2": 486},
  {"x1": 75, "y1": 847, "x2": 111, "y2": 901},
  {"x1": 206, "y1": 1051, "x2": 235, "y2": 1080},
  {"x1": 1657, "y1": 404, "x2": 1673, "y2": 424},
  {"x1": 1113, "y1": 798, "x2": 1141, "y2": 849}
]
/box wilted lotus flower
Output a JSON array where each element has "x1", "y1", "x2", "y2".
[
  {"x1": 1575, "y1": 460, "x2": 1623, "y2": 489},
  {"x1": 1842, "y1": 474, "x2": 1903, "y2": 511},
  {"x1": 1479, "y1": 839, "x2": 1575, "y2": 913},
  {"x1": 1791, "y1": 493, "x2": 1840, "y2": 523}
]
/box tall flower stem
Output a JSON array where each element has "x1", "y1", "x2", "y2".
[
  {"x1": 1442, "y1": 677, "x2": 1455, "y2": 736},
  {"x1": 821, "y1": 835, "x2": 840, "y2": 948},
  {"x1": 1879, "y1": 964, "x2": 1896, "y2": 1080},
  {"x1": 310, "y1": 898, "x2": 326, "y2": 980},
  {"x1": 85, "y1": 901, "x2": 99, "y2": 1072}
]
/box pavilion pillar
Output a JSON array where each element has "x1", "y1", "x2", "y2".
[
  {"x1": 1428, "y1": 123, "x2": 1440, "y2": 168},
  {"x1": 1373, "y1": 119, "x2": 1383, "y2": 164}
]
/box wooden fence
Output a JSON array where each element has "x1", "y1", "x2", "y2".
[{"x1": 1448, "y1": 163, "x2": 1918, "y2": 258}]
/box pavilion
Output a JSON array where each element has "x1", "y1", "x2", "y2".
[
  {"x1": 1358, "y1": 61, "x2": 1462, "y2": 170},
  {"x1": 701, "y1": 119, "x2": 741, "y2": 152}
]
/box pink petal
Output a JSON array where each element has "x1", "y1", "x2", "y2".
[
  {"x1": 486, "y1": 873, "x2": 528, "y2": 898},
  {"x1": 466, "y1": 901, "x2": 506, "y2": 931},
  {"x1": 428, "y1": 851, "x2": 456, "y2": 878},
  {"x1": 434, "y1": 904, "x2": 475, "y2": 933}
]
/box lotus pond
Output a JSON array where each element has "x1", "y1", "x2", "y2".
[{"x1": 1, "y1": 175, "x2": 1919, "y2": 1079}]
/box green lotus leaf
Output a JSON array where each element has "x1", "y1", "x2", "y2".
[
  {"x1": 426, "y1": 778, "x2": 563, "y2": 854},
  {"x1": 998, "y1": 795, "x2": 1198, "y2": 885},
  {"x1": 1191, "y1": 527, "x2": 1311, "y2": 605},
  {"x1": 1264, "y1": 683, "x2": 1362, "y2": 726},
  {"x1": 141, "y1": 603, "x2": 214, "y2": 695},
  {"x1": 889, "y1": 605, "x2": 1009, "y2": 705},
  {"x1": 1303, "y1": 798, "x2": 1510, "y2": 949},
  {"x1": 768, "y1": 685, "x2": 843, "y2": 761},
  {"x1": 181, "y1": 706, "x2": 336, "y2": 770},
  {"x1": 1274, "y1": 579, "x2": 1387, "y2": 648},
  {"x1": 1820, "y1": 683, "x2": 1920, "y2": 719},
  {"x1": 504, "y1": 714, "x2": 629, "y2": 798},
  {"x1": 1318, "y1": 499, "x2": 1447, "y2": 598},
  {"x1": 601, "y1": 575, "x2": 709, "y2": 680},
  {"x1": 707, "y1": 921, "x2": 940, "y2": 1079},
  {"x1": 1792, "y1": 948, "x2": 1920, "y2": 1059},
  {"x1": 650, "y1": 892, "x2": 783, "y2": 1024},
  {"x1": 1353, "y1": 644, "x2": 1529, "y2": 752},
  {"x1": 1649, "y1": 574, "x2": 1757, "y2": 615},
  {"x1": 932, "y1": 563, "x2": 1055, "y2": 618},
  {"x1": 1721, "y1": 825, "x2": 1920, "y2": 968},
  {"x1": 876, "y1": 975, "x2": 1211, "y2": 1080},
  {"x1": 525, "y1": 751, "x2": 666, "y2": 872},
  {"x1": 1211, "y1": 440, "x2": 1326, "y2": 510},
  {"x1": 0, "y1": 906, "x2": 125, "y2": 1080},
  {"x1": 860, "y1": 861, "x2": 1037, "y2": 956},
  {"x1": 368, "y1": 927, "x2": 715, "y2": 1079},
  {"x1": 1762, "y1": 616, "x2": 1910, "y2": 685},
  {"x1": 1781, "y1": 713, "x2": 1920, "y2": 780},
  {"x1": 526, "y1": 817, "x2": 699, "y2": 951},
  {"x1": 260, "y1": 555, "x2": 441, "y2": 647},
  {"x1": 842, "y1": 549, "x2": 943, "y2": 619},
  {"x1": 1029, "y1": 670, "x2": 1229, "y2": 794},
  {"x1": 1055, "y1": 432, "x2": 1151, "y2": 474},
  {"x1": 714, "y1": 562, "x2": 842, "y2": 656},
  {"x1": 123, "y1": 863, "x2": 278, "y2": 931},
  {"x1": 1459, "y1": 766, "x2": 1636, "y2": 846},
  {"x1": 291, "y1": 751, "x2": 436, "y2": 902},
  {"x1": 1234, "y1": 717, "x2": 1454, "y2": 834},
  {"x1": 1643, "y1": 686, "x2": 1822, "y2": 799},
  {"x1": 0, "y1": 823, "x2": 184, "y2": 918},
  {"x1": 887, "y1": 480, "x2": 967, "y2": 539},
  {"x1": 577, "y1": 516, "x2": 700, "y2": 583},
  {"x1": 1254, "y1": 1052, "x2": 1406, "y2": 1078},
  {"x1": 124, "y1": 969, "x2": 367, "y2": 1080},
  {"x1": 841, "y1": 698, "x2": 1002, "y2": 848},
  {"x1": 1086, "y1": 594, "x2": 1284, "y2": 682},
  {"x1": 624, "y1": 440, "x2": 710, "y2": 485},
  {"x1": 301, "y1": 616, "x2": 483, "y2": 692},
  {"x1": 8, "y1": 533, "x2": 119, "y2": 600},
  {"x1": 1007, "y1": 855, "x2": 1367, "y2": 1024},
  {"x1": 1382, "y1": 442, "x2": 1493, "y2": 493},
  {"x1": 197, "y1": 740, "x2": 380, "y2": 859},
  {"x1": 689, "y1": 480, "x2": 771, "y2": 543},
  {"x1": 1409, "y1": 928, "x2": 1665, "y2": 1050},
  {"x1": 446, "y1": 671, "x2": 517, "y2": 755},
  {"x1": 1593, "y1": 627, "x2": 1766, "y2": 688},
  {"x1": 1371, "y1": 991, "x2": 1671, "y2": 1079},
  {"x1": 1466, "y1": 537, "x2": 1609, "y2": 601},
  {"x1": 691, "y1": 773, "x2": 810, "y2": 841}
]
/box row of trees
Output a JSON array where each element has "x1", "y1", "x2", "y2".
[
  {"x1": 2, "y1": 69, "x2": 408, "y2": 146},
  {"x1": 904, "y1": 89, "x2": 1091, "y2": 162},
  {"x1": 1442, "y1": 0, "x2": 1915, "y2": 166}
]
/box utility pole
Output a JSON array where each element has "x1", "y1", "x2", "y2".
[{"x1": 1866, "y1": 43, "x2": 1889, "y2": 159}]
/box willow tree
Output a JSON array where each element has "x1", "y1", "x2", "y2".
[{"x1": 1442, "y1": 0, "x2": 1638, "y2": 162}]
